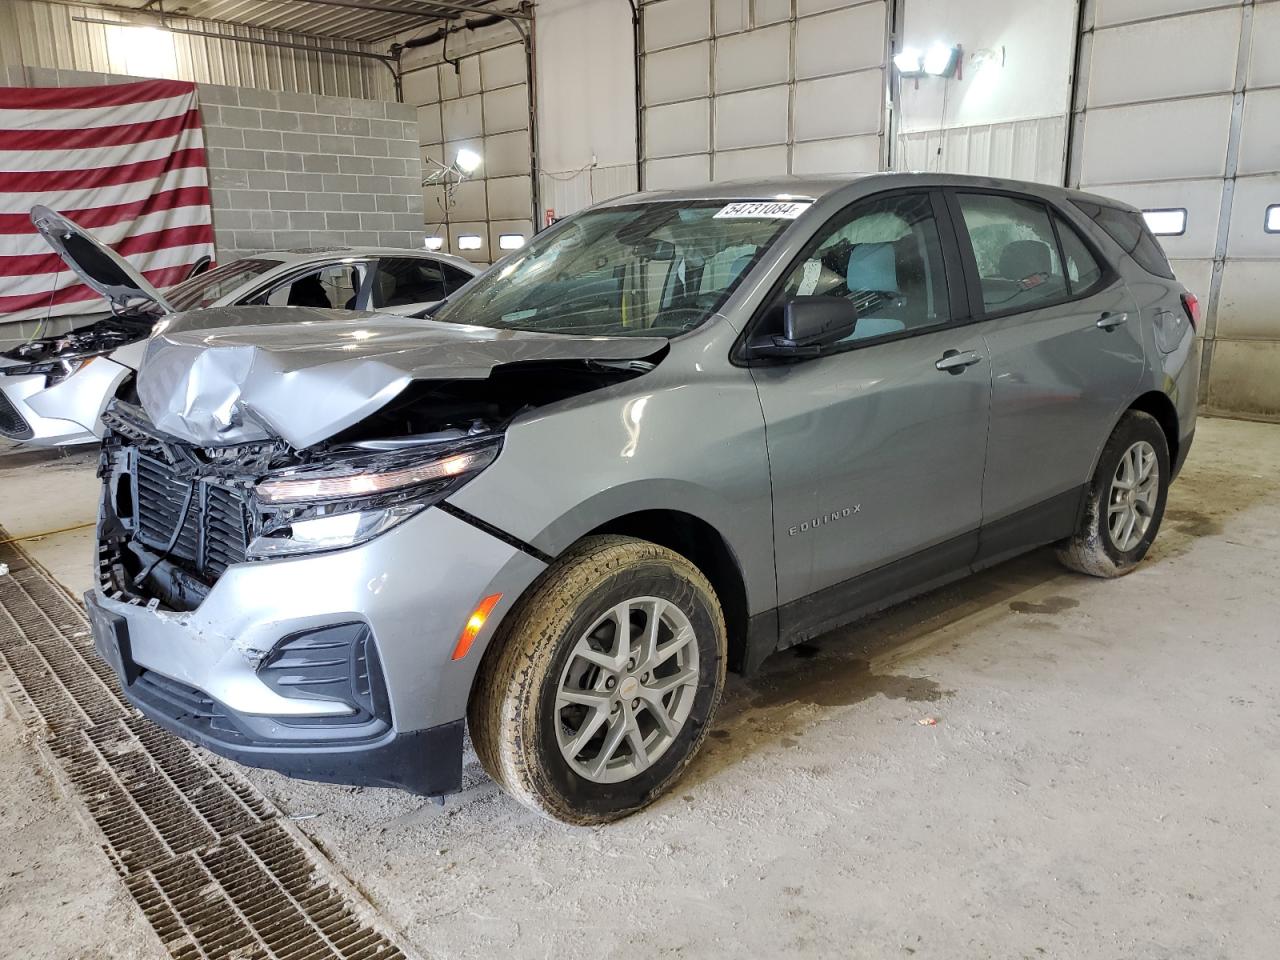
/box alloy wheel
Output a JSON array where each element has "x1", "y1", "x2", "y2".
[{"x1": 1107, "y1": 440, "x2": 1159, "y2": 552}]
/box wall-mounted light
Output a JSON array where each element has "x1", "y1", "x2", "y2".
[
  {"x1": 498, "y1": 234, "x2": 526, "y2": 250},
  {"x1": 894, "y1": 43, "x2": 961, "y2": 79},
  {"x1": 454, "y1": 148, "x2": 483, "y2": 175},
  {"x1": 1142, "y1": 208, "x2": 1187, "y2": 237},
  {"x1": 424, "y1": 236, "x2": 445, "y2": 251},
  {"x1": 104, "y1": 23, "x2": 178, "y2": 79},
  {"x1": 457, "y1": 235, "x2": 483, "y2": 251}
]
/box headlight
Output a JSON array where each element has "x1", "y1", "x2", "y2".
[
  {"x1": 1, "y1": 356, "x2": 93, "y2": 386},
  {"x1": 246, "y1": 437, "x2": 501, "y2": 558},
  {"x1": 256, "y1": 442, "x2": 497, "y2": 503}
]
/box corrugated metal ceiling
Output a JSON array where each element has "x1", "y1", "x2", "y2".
[{"x1": 88, "y1": 0, "x2": 506, "y2": 44}]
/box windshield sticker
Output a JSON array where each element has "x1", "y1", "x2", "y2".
[{"x1": 714, "y1": 200, "x2": 813, "y2": 220}]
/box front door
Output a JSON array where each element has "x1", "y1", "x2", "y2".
[
  {"x1": 746, "y1": 190, "x2": 991, "y2": 644},
  {"x1": 947, "y1": 191, "x2": 1143, "y2": 555}
]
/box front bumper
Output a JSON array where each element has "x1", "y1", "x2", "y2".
[
  {"x1": 0, "y1": 357, "x2": 132, "y2": 445},
  {"x1": 88, "y1": 503, "x2": 548, "y2": 794}
]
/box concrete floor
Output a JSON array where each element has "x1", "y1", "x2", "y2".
[{"x1": 2, "y1": 416, "x2": 1278, "y2": 959}]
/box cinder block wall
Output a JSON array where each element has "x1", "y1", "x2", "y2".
[{"x1": 200, "y1": 84, "x2": 426, "y2": 257}]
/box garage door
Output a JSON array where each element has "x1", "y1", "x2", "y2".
[
  {"x1": 639, "y1": 0, "x2": 889, "y2": 188},
  {"x1": 404, "y1": 39, "x2": 535, "y2": 264},
  {"x1": 1069, "y1": 0, "x2": 1280, "y2": 414}
]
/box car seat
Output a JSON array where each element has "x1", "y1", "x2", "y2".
[
  {"x1": 287, "y1": 274, "x2": 331, "y2": 308},
  {"x1": 845, "y1": 241, "x2": 907, "y2": 339}
]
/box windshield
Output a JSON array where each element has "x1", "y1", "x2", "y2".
[
  {"x1": 163, "y1": 257, "x2": 281, "y2": 311},
  {"x1": 432, "y1": 200, "x2": 806, "y2": 337}
]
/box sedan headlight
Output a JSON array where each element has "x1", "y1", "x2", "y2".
[
  {"x1": 1, "y1": 356, "x2": 94, "y2": 387},
  {"x1": 246, "y1": 438, "x2": 500, "y2": 558}
]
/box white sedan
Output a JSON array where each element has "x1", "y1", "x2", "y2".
[{"x1": 0, "y1": 206, "x2": 478, "y2": 446}]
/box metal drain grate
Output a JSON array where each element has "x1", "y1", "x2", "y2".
[{"x1": 0, "y1": 529, "x2": 410, "y2": 960}]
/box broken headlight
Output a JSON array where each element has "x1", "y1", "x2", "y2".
[{"x1": 246, "y1": 437, "x2": 500, "y2": 558}]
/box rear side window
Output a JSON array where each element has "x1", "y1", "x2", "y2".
[
  {"x1": 1053, "y1": 213, "x2": 1104, "y2": 295},
  {"x1": 956, "y1": 193, "x2": 1069, "y2": 312},
  {"x1": 1072, "y1": 200, "x2": 1175, "y2": 280}
]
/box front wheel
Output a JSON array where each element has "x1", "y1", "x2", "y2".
[
  {"x1": 1057, "y1": 410, "x2": 1170, "y2": 578},
  {"x1": 469, "y1": 535, "x2": 726, "y2": 825}
]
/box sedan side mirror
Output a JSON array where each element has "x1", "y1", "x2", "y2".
[{"x1": 748, "y1": 295, "x2": 858, "y2": 360}]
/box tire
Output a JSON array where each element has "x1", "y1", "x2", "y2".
[
  {"x1": 469, "y1": 535, "x2": 727, "y2": 825},
  {"x1": 1056, "y1": 410, "x2": 1170, "y2": 578}
]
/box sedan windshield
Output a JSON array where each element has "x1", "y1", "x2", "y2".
[
  {"x1": 163, "y1": 257, "x2": 281, "y2": 311},
  {"x1": 432, "y1": 200, "x2": 804, "y2": 337}
]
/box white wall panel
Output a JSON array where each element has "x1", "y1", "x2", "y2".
[
  {"x1": 1167, "y1": 259, "x2": 1214, "y2": 302},
  {"x1": 416, "y1": 104, "x2": 442, "y2": 145},
  {"x1": 479, "y1": 43, "x2": 526, "y2": 89},
  {"x1": 1237, "y1": 88, "x2": 1280, "y2": 177},
  {"x1": 715, "y1": 85, "x2": 790, "y2": 149},
  {"x1": 794, "y1": 71, "x2": 883, "y2": 141},
  {"x1": 645, "y1": 43, "x2": 711, "y2": 104},
  {"x1": 1215, "y1": 260, "x2": 1280, "y2": 340},
  {"x1": 645, "y1": 154, "x2": 712, "y2": 188},
  {"x1": 714, "y1": 0, "x2": 749, "y2": 34},
  {"x1": 442, "y1": 95, "x2": 484, "y2": 142},
  {"x1": 1079, "y1": 96, "x2": 1232, "y2": 184},
  {"x1": 795, "y1": 3, "x2": 885, "y2": 78},
  {"x1": 644, "y1": 0, "x2": 712, "y2": 51},
  {"x1": 1094, "y1": 0, "x2": 1227, "y2": 28},
  {"x1": 1086, "y1": 8, "x2": 1241, "y2": 107},
  {"x1": 1226, "y1": 174, "x2": 1280, "y2": 258},
  {"x1": 797, "y1": 0, "x2": 867, "y2": 15},
  {"x1": 646, "y1": 99, "x2": 712, "y2": 157},
  {"x1": 715, "y1": 25, "x2": 790, "y2": 93},
  {"x1": 1250, "y1": 2, "x2": 1280, "y2": 88},
  {"x1": 713, "y1": 145, "x2": 789, "y2": 180},
  {"x1": 755, "y1": 0, "x2": 794, "y2": 25},
  {"x1": 897, "y1": 116, "x2": 1066, "y2": 184},
  {"x1": 792, "y1": 134, "x2": 881, "y2": 174},
  {"x1": 402, "y1": 67, "x2": 439, "y2": 109}
]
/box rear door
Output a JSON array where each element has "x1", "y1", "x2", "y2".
[
  {"x1": 747, "y1": 190, "x2": 991, "y2": 642},
  {"x1": 947, "y1": 190, "x2": 1143, "y2": 562}
]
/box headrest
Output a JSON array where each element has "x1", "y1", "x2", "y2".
[
  {"x1": 847, "y1": 242, "x2": 898, "y2": 293},
  {"x1": 999, "y1": 240, "x2": 1052, "y2": 280}
]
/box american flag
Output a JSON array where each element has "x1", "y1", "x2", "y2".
[{"x1": 0, "y1": 78, "x2": 215, "y2": 323}]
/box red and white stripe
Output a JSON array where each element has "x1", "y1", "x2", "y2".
[{"x1": 0, "y1": 79, "x2": 215, "y2": 323}]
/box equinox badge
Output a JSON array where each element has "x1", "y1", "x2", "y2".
[{"x1": 789, "y1": 505, "x2": 859, "y2": 537}]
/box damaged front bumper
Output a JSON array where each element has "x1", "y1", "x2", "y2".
[{"x1": 87, "y1": 501, "x2": 548, "y2": 795}]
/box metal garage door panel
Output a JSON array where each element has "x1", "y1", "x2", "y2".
[
  {"x1": 714, "y1": 145, "x2": 789, "y2": 180},
  {"x1": 797, "y1": 0, "x2": 872, "y2": 15},
  {"x1": 483, "y1": 85, "x2": 527, "y2": 136},
  {"x1": 1082, "y1": 178, "x2": 1222, "y2": 259},
  {"x1": 1226, "y1": 174, "x2": 1280, "y2": 258},
  {"x1": 1215, "y1": 260, "x2": 1280, "y2": 339},
  {"x1": 1094, "y1": 0, "x2": 1225, "y2": 28},
  {"x1": 645, "y1": 42, "x2": 711, "y2": 105},
  {"x1": 484, "y1": 129, "x2": 532, "y2": 178},
  {"x1": 488, "y1": 219, "x2": 534, "y2": 254},
  {"x1": 1206, "y1": 339, "x2": 1280, "y2": 415},
  {"x1": 416, "y1": 104, "x2": 442, "y2": 146},
  {"x1": 1086, "y1": 8, "x2": 1240, "y2": 107},
  {"x1": 486, "y1": 175, "x2": 532, "y2": 220},
  {"x1": 449, "y1": 220, "x2": 491, "y2": 263},
  {"x1": 1079, "y1": 96, "x2": 1231, "y2": 184},
  {"x1": 714, "y1": 85, "x2": 790, "y2": 150},
  {"x1": 402, "y1": 66, "x2": 439, "y2": 109},
  {"x1": 714, "y1": 0, "x2": 748, "y2": 34},
  {"x1": 793, "y1": 70, "x2": 882, "y2": 141},
  {"x1": 716, "y1": 24, "x2": 790, "y2": 93},
  {"x1": 795, "y1": 2, "x2": 884, "y2": 79},
  {"x1": 439, "y1": 57, "x2": 481, "y2": 100},
  {"x1": 442, "y1": 95, "x2": 483, "y2": 142},
  {"x1": 1237, "y1": 89, "x2": 1280, "y2": 177},
  {"x1": 645, "y1": 154, "x2": 712, "y2": 188},
  {"x1": 792, "y1": 134, "x2": 880, "y2": 174},
  {"x1": 1250, "y1": 2, "x2": 1280, "y2": 87},
  {"x1": 479, "y1": 44, "x2": 525, "y2": 89},
  {"x1": 644, "y1": 0, "x2": 711, "y2": 51},
  {"x1": 445, "y1": 179, "x2": 488, "y2": 221},
  {"x1": 755, "y1": 0, "x2": 792, "y2": 23},
  {"x1": 646, "y1": 99, "x2": 712, "y2": 157},
  {"x1": 1167, "y1": 258, "x2": 1213, "y2": 302}
]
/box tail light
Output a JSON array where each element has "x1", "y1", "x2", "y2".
[{"x1": 1181, "y1": 292, "x2": 1200, "y2": 330}]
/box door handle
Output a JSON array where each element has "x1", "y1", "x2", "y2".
[
  {"x1": 1096, "y1": 311, "x2": 1128, "y2": 331},
  {"x1": 935, "y1": 349, "x2": 982, "y2": 374}
]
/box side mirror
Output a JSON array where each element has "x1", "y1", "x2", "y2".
[{"x1": 749, "y1": 296, "x2": 858, "y2": 360}]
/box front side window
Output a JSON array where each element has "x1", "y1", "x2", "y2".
[
  {"x1": 431, "y1": 200, "x2": 799, "y2": 337},
  {"x1": 958, "y1": 193, "x2": 1072, "y2": 313},
  {"x1": 763, "y1": 191, "x2": 952, "y2": 344},
  {"x1": 252, "y1": 262, "x2": 367, "y2": 309},
  {"x1": 163, "y1": 257, "x2": 281, "y2": 311}
]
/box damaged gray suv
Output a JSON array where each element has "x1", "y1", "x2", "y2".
[{"x1": 86, "y1": 174, "x2": 1199, "y2": 824}]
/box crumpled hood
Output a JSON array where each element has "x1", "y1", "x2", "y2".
[{"x1": 137, "y1": 306, "x2": 667, "y2": 449}]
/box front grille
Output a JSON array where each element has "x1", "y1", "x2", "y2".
[
  {"x1": 133, "y1": 453, "x2": 250, "y2": 581},
  {"x1": 0, "y1": 389, "x2": 32, "y2": 440}
]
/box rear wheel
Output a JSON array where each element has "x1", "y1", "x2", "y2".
[
  {"x1": 469, "y1": 535, "x2": 726, "y2": 825},
  {"x1": 1057, "y1": 410, "x2": 1170, "y2": 578}
]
